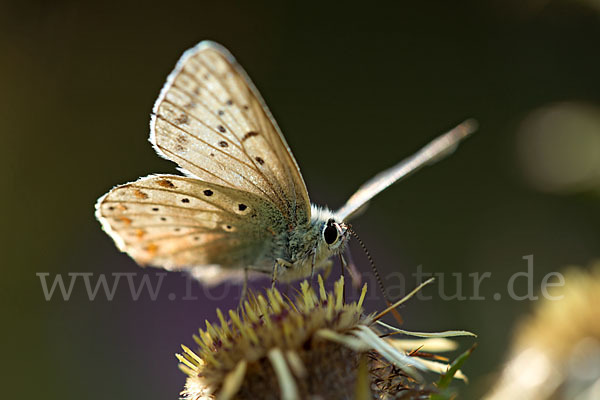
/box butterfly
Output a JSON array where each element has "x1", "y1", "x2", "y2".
[{"x1": 95, "y1": 41, "x2": 476, "y2": 287}]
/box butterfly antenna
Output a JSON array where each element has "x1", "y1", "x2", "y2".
[{"x1": 347, "y1": 226, "x2": 403, "y2": 324}]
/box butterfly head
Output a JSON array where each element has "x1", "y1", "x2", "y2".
[{"x1": 322, "y1": 218, "x2": 348, "y2": 251}]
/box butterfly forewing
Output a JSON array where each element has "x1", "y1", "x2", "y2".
[
  {"x1": 151, "y1": 41, "x2": 310, "y2": 225},
  {"x1": 96, "y1": 175, "x2": 284, "y2": 271}
]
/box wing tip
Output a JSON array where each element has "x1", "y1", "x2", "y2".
[
  {"x1": 188, "y1": 40, "x2": 236, "y2": 60},
  {"x1": 149, "y1": 39, "x2": 238, "y2": 167},
  {"x1": 455, "y1": 118, "x2": 479, "y2": 139}
]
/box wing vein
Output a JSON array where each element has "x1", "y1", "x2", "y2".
[
  {"x1": 168, "y1": 76, "x2": 289, "y2": 210},
  {"x1": 155, "y1": 144, "x2": 280, "y2": 205},
  {"x1": 194, "y1": 56, "x2": 296, "y2": 218}
]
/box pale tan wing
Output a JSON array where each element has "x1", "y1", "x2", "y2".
[
  {"x1": 150, "y1": 41, "x2": 310, "y2": 226},
  {"x1": 95, "y1": 175, "x2": 284, "y2": 271},
  {"x1": 336, "y1": 119, "x2": 478, "y2": 221}
]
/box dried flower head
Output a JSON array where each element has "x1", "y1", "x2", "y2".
[
  {"x1": 177, "y1": 276, "x2": 474, "y2": 400},
  {"x1": 484, "y1": 263, "x2": 600, "y2": 400}
]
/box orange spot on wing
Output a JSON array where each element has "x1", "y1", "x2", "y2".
[
  {"x1": 117, "y1": 204, "x2": 128, "y2": 211},
  {"x1": 134, "y1": 189, "x2": 148, "y2": 199},
  {"x1": 157, "y1": 179, "x2": 175, "y2": 188},
  {"x1": 119, "y1": 217, "x2": 132, "y2": 225},
  {"x1": 145, "y1": 243, "x2": 158, "y2": 256},
  {"x1": 135, "y1": 229, "x2": 145, "y2": 239}
]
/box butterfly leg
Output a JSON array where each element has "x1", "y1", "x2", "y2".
[
  {"x1": 271, "y1": 262, "x2": 278, "y2": 289},
  {"x1": 273, "y1": 258, "x2": 293, "y2": 288},
  {"x1": 239, "y1": 268, "x2": 249, "y2": 307},
  {"x1": 342, "y1": 248, "x2": 362, "y2": 288},
  {"x1": 310, "y1": 252, "x2": 317, "y2": 284},
  {"x1": 338, "y1": 254, "x2": 346, "y2": 303},
  {"x1": 321, "y1": 259, "x2": 334, "y2": 280}
]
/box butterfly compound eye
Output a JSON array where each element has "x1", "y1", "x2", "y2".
[{"x1": 323, "y1": 219, "x2": 339, "y2": 245}]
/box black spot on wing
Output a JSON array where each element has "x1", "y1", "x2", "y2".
[
  {"x1": 174, "y1": 114, "x2": 188, "y2": 124},
  {"x1": 242, "y1": 131, "x2": 259, "y2": 142}
]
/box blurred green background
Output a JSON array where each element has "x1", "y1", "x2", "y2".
[{"x1": 3, "y1": 0, "x2": 600, "y2": 398}]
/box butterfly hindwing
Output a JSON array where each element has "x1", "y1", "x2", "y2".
[
  {"x1": 150, "y1": 41, "x2": 310, "y2": 226},
  {"x1": 95, "y1": 175, "x2": 284, "y2": 271}
]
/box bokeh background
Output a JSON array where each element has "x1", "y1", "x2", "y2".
[{"x1": 3, "y1": 1, "x2": 600, "y2": 398}]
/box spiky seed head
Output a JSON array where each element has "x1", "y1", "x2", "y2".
[{"x1": 178, "y1": 276, "x2": 468, "y2": 399}]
